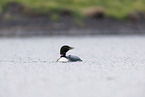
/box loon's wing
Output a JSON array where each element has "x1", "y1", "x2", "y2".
[{"x1": 67, "y1": 55, "x2": 82, "y2": 62}]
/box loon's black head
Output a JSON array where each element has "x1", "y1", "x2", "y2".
[{"x1": 60, "y1": 45, "x2": 74, "y2": 57}]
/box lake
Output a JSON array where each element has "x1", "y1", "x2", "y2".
[{"x1": 0, "y1": 36, "x2": 145, "y2": 97}]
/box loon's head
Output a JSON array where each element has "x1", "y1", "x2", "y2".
[{"x1": 60, "y1": 45, "x2": 74, "y2": 57}]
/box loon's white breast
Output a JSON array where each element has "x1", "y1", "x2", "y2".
[{"x1": 57, "y1": 57, "x2": 69, "y2": 63}]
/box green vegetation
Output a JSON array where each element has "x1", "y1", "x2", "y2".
[{"x1": 0, "y1": 0, "x2": 145, "y2": 19}]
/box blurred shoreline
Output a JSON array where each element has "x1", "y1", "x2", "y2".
[
  {"x1": 0, "y1": 16, "x2": 145, "y2": 37},
  {"x1": 0, "y1": 1, "x2": 145, "y2": 37}
]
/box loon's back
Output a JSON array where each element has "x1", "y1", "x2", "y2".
[{"x1": 67, "y1": 55, "x2": 82, "y2": 62}]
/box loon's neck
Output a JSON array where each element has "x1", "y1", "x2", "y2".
[{"x1": 60, "y1": 53, "x2": 66, "y2": 58}]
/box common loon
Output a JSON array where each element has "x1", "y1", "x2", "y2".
[{"x1": 57, "y1": 45, "x2": 82, "y2": 63}]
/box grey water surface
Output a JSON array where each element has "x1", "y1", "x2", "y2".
[{"x1": 0, "y1": 36, "x2": 145, "y2": 97}]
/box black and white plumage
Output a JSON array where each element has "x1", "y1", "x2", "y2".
[{"x1": 57, "y1": 45, "x2": 82, "y2": 63}]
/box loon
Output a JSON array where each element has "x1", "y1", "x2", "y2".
[{"x1": 57, "y1": 45, "x2": 82, "y2": 63}]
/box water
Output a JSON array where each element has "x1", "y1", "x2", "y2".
[{"x1": 0, "y1": 36, "x2": 145, "y2": 97}]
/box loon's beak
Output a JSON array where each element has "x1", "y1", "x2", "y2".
[{"x1": 70, "y1": 47, "x2": 74, "y2": 50}]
